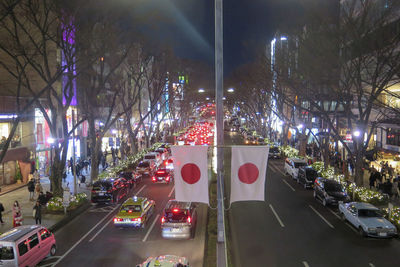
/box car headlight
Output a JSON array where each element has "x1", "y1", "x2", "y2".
[{"x1": 368, "y1": 227, "x2": 377, "y2": 232}]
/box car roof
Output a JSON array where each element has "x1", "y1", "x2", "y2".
[
  {"x1": 301, "y1": 166, "x2": 316, "y2": 171},
  {"x1": 142, "y1": 255, "x2": 188, "y2": 267},
  {"x1": 350, "y1": 202, "x2": 378, "y2": 210},
  {"x1": 166, "y1": 200, "x2": 192, "y2": 210},
  {"x1": 0, "y1": 225, "x2": 41, "y2": 242},
  {"x1": 288, "y1": 157, "x2": 307, "y2": 163},
  {"x1": 123, "y1": 196, "x2": 147, "y2": 205}
]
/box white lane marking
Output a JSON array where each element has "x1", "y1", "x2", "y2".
[
  {"x1": 369, "y1": 263, "x2": 375, "y2": 267},
  {"x1": 302, "y1": 261, "x2": 310, "y2": 267},
  {"x1": 308, "y1": 205, "x2": 334, "y2": 229},
  {"x1": 269, "y1": 164, "x2": 279, "y2": 173},
  {"x1": 328, "y1": 208, "x2": 341, "y2": 219},
  {"x1": 53, "y1": 204, "x2": 120, "y2": 266},
  {"x1": 88, "y1": 217, "x2": 113, "y2": 242},
  {"x1": 135, "y1": 184, "x2": 147, "y2": 195},
  {"x1": 345, "y1": 222, "x2": 358, "y2": 233},
  {"x1": 168, "y1": 186, "x2": 175, "y2": 198},
  {"x1": 269, "y1": 204, "x2": 285, "y2": 227},
  {"x1": 53, "y1": 184, "x2": 147, "y2": 266},
  {"x1": 282, "y1": 179, "x2": 296, "y2": 192},
  {"x1": 142, "y1": 214, "x2": 160, "y2": 242}
]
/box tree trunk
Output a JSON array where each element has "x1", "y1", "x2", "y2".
[
  {"x1": 50, "y1": 147, "x2": 64, "y2": 197},
  {"x1": 90, "y1": 140, "x2": 101, "y2": 182},
  {"x1": 298, "y1": 133, "x2": 307, "y2": 157},
  {"x1": 354, "y1": 150, "x2": 364, "y2": 186}
]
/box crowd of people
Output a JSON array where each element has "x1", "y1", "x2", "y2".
[{"x1": 369, "y1": 161, "x2": 400, "y2": 199}]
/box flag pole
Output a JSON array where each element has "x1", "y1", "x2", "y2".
[{"x1": 215, "y1": 0, "x2": 227, "y2": 266}]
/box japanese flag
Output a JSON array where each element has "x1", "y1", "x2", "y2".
[
  {"x1": 171, "y1": 146, "x2": 209, "y2": 204},
  {"x1": 230, "y1": 146, "x2": 269, "y2": 203}
]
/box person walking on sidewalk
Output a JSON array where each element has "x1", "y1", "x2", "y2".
[
  {"x1": 0, "y1": 202, "x2": 4, "y2": 224},
  {"x1": 35, "y1": 182, "x2": 43, "y2": 199},
  {"x1": 33, "y1": 201, "x2": 42, "y2": 224},
  {"x1": 27, "y1": 178, "x2": 35, "y2": 200},
  {"x1": 12, "y1": 201, "x2": 23, "y2": 227}
]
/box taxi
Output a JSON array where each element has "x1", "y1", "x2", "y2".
[
  {"x1": 136, "y1": 255, "x2": 190, "y2": 267},
  {"x1": 113, "y1": 196, "x2": 155, "y2": 228}
]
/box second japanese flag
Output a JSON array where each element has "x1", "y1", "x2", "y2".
[
  {"x1": 230, "y1": 146, "x2": 269, "y2": 203},
  {"x1": 171, "y1": 145, "x2": 209, "y2": 204}
]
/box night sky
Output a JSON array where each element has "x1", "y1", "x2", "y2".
[{"x1": 114, "y1": 0, "x2": 305, "y2": 75}]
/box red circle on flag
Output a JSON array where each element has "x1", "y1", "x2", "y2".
[
  {"x1": 181, "y1": 163, "x2": 201, "y2": 184},
  {"x1": 238, "y1": 163, "x2": 259, "y2": 184}
]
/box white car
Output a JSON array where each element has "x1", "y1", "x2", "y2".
[
  {"x1": 284, "y1": 157, "x2": 308, "y2": 180},
  {"x1": 339, "y1": 202, "x2": 397, "y2": 238},
  {"x1": 136, "y1": 255, "x2": 190, "y2": 267}
]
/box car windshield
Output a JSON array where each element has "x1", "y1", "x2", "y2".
[
  {"x1": 0, "y1": 246, "x2": 14, "y2": 260},
  {"x1": 270, "y1": 147, "x2": 279, "y2": 153},
  {"x1": 165, "y1": 210, "x2": 188, "y2": 223},
  {"x1": 358, "y1": 209, "x2": 382, "y2": 218},
  {"x1": 325, "y1": 183, "x2": 344, "y2": 192},
  {"x1": 93, "y1": 182, "x2": 111, "y2": 191},
  {"x1": 122, "y1": 205, "x2": 141, "y2": 213},
  {"x1": 294, "y1": 162, "x2": 307, "y2": 168},
  {"x1": 138, "y1": 162, "x2": 149, "y2": 168},
  {"x1": 155, "y1": 171, "x2": 168, "y2": 177}
]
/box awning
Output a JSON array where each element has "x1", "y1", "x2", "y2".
[{"x1": 0, "y1": 147, "x2": 29, "y2": 164}]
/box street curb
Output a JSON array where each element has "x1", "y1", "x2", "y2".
[
  {"x1": 0, "y1": 184, "x2": 26, "y2": 196},
  {"x1": 49, "y1": 202, "x2": 91, "y2": 233}
]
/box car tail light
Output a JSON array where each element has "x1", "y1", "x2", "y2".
[
  {"x1": 173, "y1": 208, "x2": 179, "y2": 213},
  {"x1": 187, "y1": 216, "x2": 192, "y2": 224},
  {"x1": 166, "y1": 176, "x2": 170, "y2": 182},
  {"x1": 128, "y1": 210, "x2": 133, "y2": 213},
  {"x1": 131, "y1": 217, "x2": 141, "y2": 222},
  {"x1": 161, "y1": 216, "x2": 166, "y2": 224},
  {"x1": 152, "y1": 176, "x2": 156, "y2": 182},
  {"x1": 113, "y1": 218, "x2": 123, "y2": 222},
  {"x1": 91, "y1": 190, "x2": 96, "y2": 193}
]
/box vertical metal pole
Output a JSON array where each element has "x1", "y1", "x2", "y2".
[
  {"x1": 215, "y1": 0, "x2": 227, "y2": 266},
  {"x1": 72, "y1": 110, "x2": 77, "y2": 195}
]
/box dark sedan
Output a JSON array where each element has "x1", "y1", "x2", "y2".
[{"x1": 91, "y1": 178, "x2": 128, "y2": 204}]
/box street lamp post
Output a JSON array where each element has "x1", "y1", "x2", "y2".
[{"x1": 215, "y1": 0, "x2": 227, "y2": 266}]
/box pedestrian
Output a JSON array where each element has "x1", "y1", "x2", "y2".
[
  {"x1": 69, "y1": 157, "x2": 73, "y2": 174},
  {"x1": 35, "y1": 182, "x2": 43, "y2": 199},
  {"x1": 0, "y1": 202, "x2": 4, "y2": 224},
  {"x1": 27, "y1": 178, "x2": 35, "y2": 200},
  {"x1": 12, "y1": 201, "x2": 23, "y2": 227},
  {"x1": 33, "y1": 201, "x2": 42, "y2": 224},
  {"x1": 392, "y1": 179, "x2": 399, "y2": 199},
  {"x1": 369, "y1": 171, "x2": 376, "y2": 189},
  {"x1": 38, "y1": 192, "x2": 47, "y2": 206}
]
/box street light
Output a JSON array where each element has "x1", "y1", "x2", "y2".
[
  {"x1": 198, "y1": 88, "x2": 205, "y2": 93},
  {"x1": 47, "y1": 137, "x2": 55, "y2": 144},
  {"x1": 353, "y1": 130, "x2": 361, "y2": 137},
  {"x1": 111, "y1": 129, "x2": 117, "y2": 135},
  {"x1": 227, "y1": 88, "x2": 234, "y2": 93}
]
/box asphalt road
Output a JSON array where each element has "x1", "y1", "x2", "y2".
[
  {"x1": 227, "y1": 132, "x2": 400, "y2": 267},
  {"x1": 39, "y1": 176, "x2": 207, "y2": 267}
]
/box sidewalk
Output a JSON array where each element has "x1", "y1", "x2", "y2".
[{"x1": 0, "y1": 162, "x2": 109, "y2": 234}]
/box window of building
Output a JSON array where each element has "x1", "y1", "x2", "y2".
[{"x1": 386, "y1": 128, "x2": 400, "y2": 146}]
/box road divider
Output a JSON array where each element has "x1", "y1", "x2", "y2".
[
  {"x1": 142, "y1": 214, "x2": 160, "y2": 242},
  {"x1": 269, "y1": 204, "x2": 285, "y2": 227},
  {"x1": 302, "y1": 261, "x2": 310, "y2": 267},
  {"x1": 308, "y1": 205, "x2": 334, "y2": 229}
]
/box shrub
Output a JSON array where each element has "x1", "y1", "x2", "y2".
[{"x1": 46, "y1": 193, "x2": 88, "y2": 212}]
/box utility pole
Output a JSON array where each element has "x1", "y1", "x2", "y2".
[{"x1": 215, "y1": 0, "x2": 227, "y2": 266}]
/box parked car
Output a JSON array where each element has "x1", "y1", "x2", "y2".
[
  {"x1": 284, "y1": 157, "x2": 308, "y2": 180},
  {"x1": 268, "y1": 146, "x2": 281, "y2": 159},
  {"x1": 152, "y1": 168, "x2": 174, "y2": 184},
  {"x1": 298, "y1": 166, "x2": 318, "y2": 188},
  {"x1": 313, "y1": 177, "x2": 350, "y2": 206},
  {"x1": 164, "y1": 158, "x2": 174, "y2": 170},
  {"x1": 339, "y1": 202, "x2": 397, "y2": 238},
  {"x1": 136, "y1": 161, "x2": 155, "y2": 176},
  {"x1": 0, "y1": 225, "x2": 56, "y2": 267},
  {"x1": 161, "y1": 200, "x2": 197, "y2": 239},
  {"x1": 91, "y1": 178, "x2": 128, "y2": 204},
  {"x1": 136, "y1": 255, "x2": 190, "y2": 267},
  {"x1": 113, "y1": 196, "x2": 155, "y2": 228},
  {"x1": 119, "y1": 171, "x2": 142, "y2": 188}
]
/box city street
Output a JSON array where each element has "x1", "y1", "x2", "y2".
[
  {"x1": 227, "y1": 132, "x2": 400, "y2": 267},
  {"x1": 38, "y1": 176, "x2": 207, "y2": 267}
]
